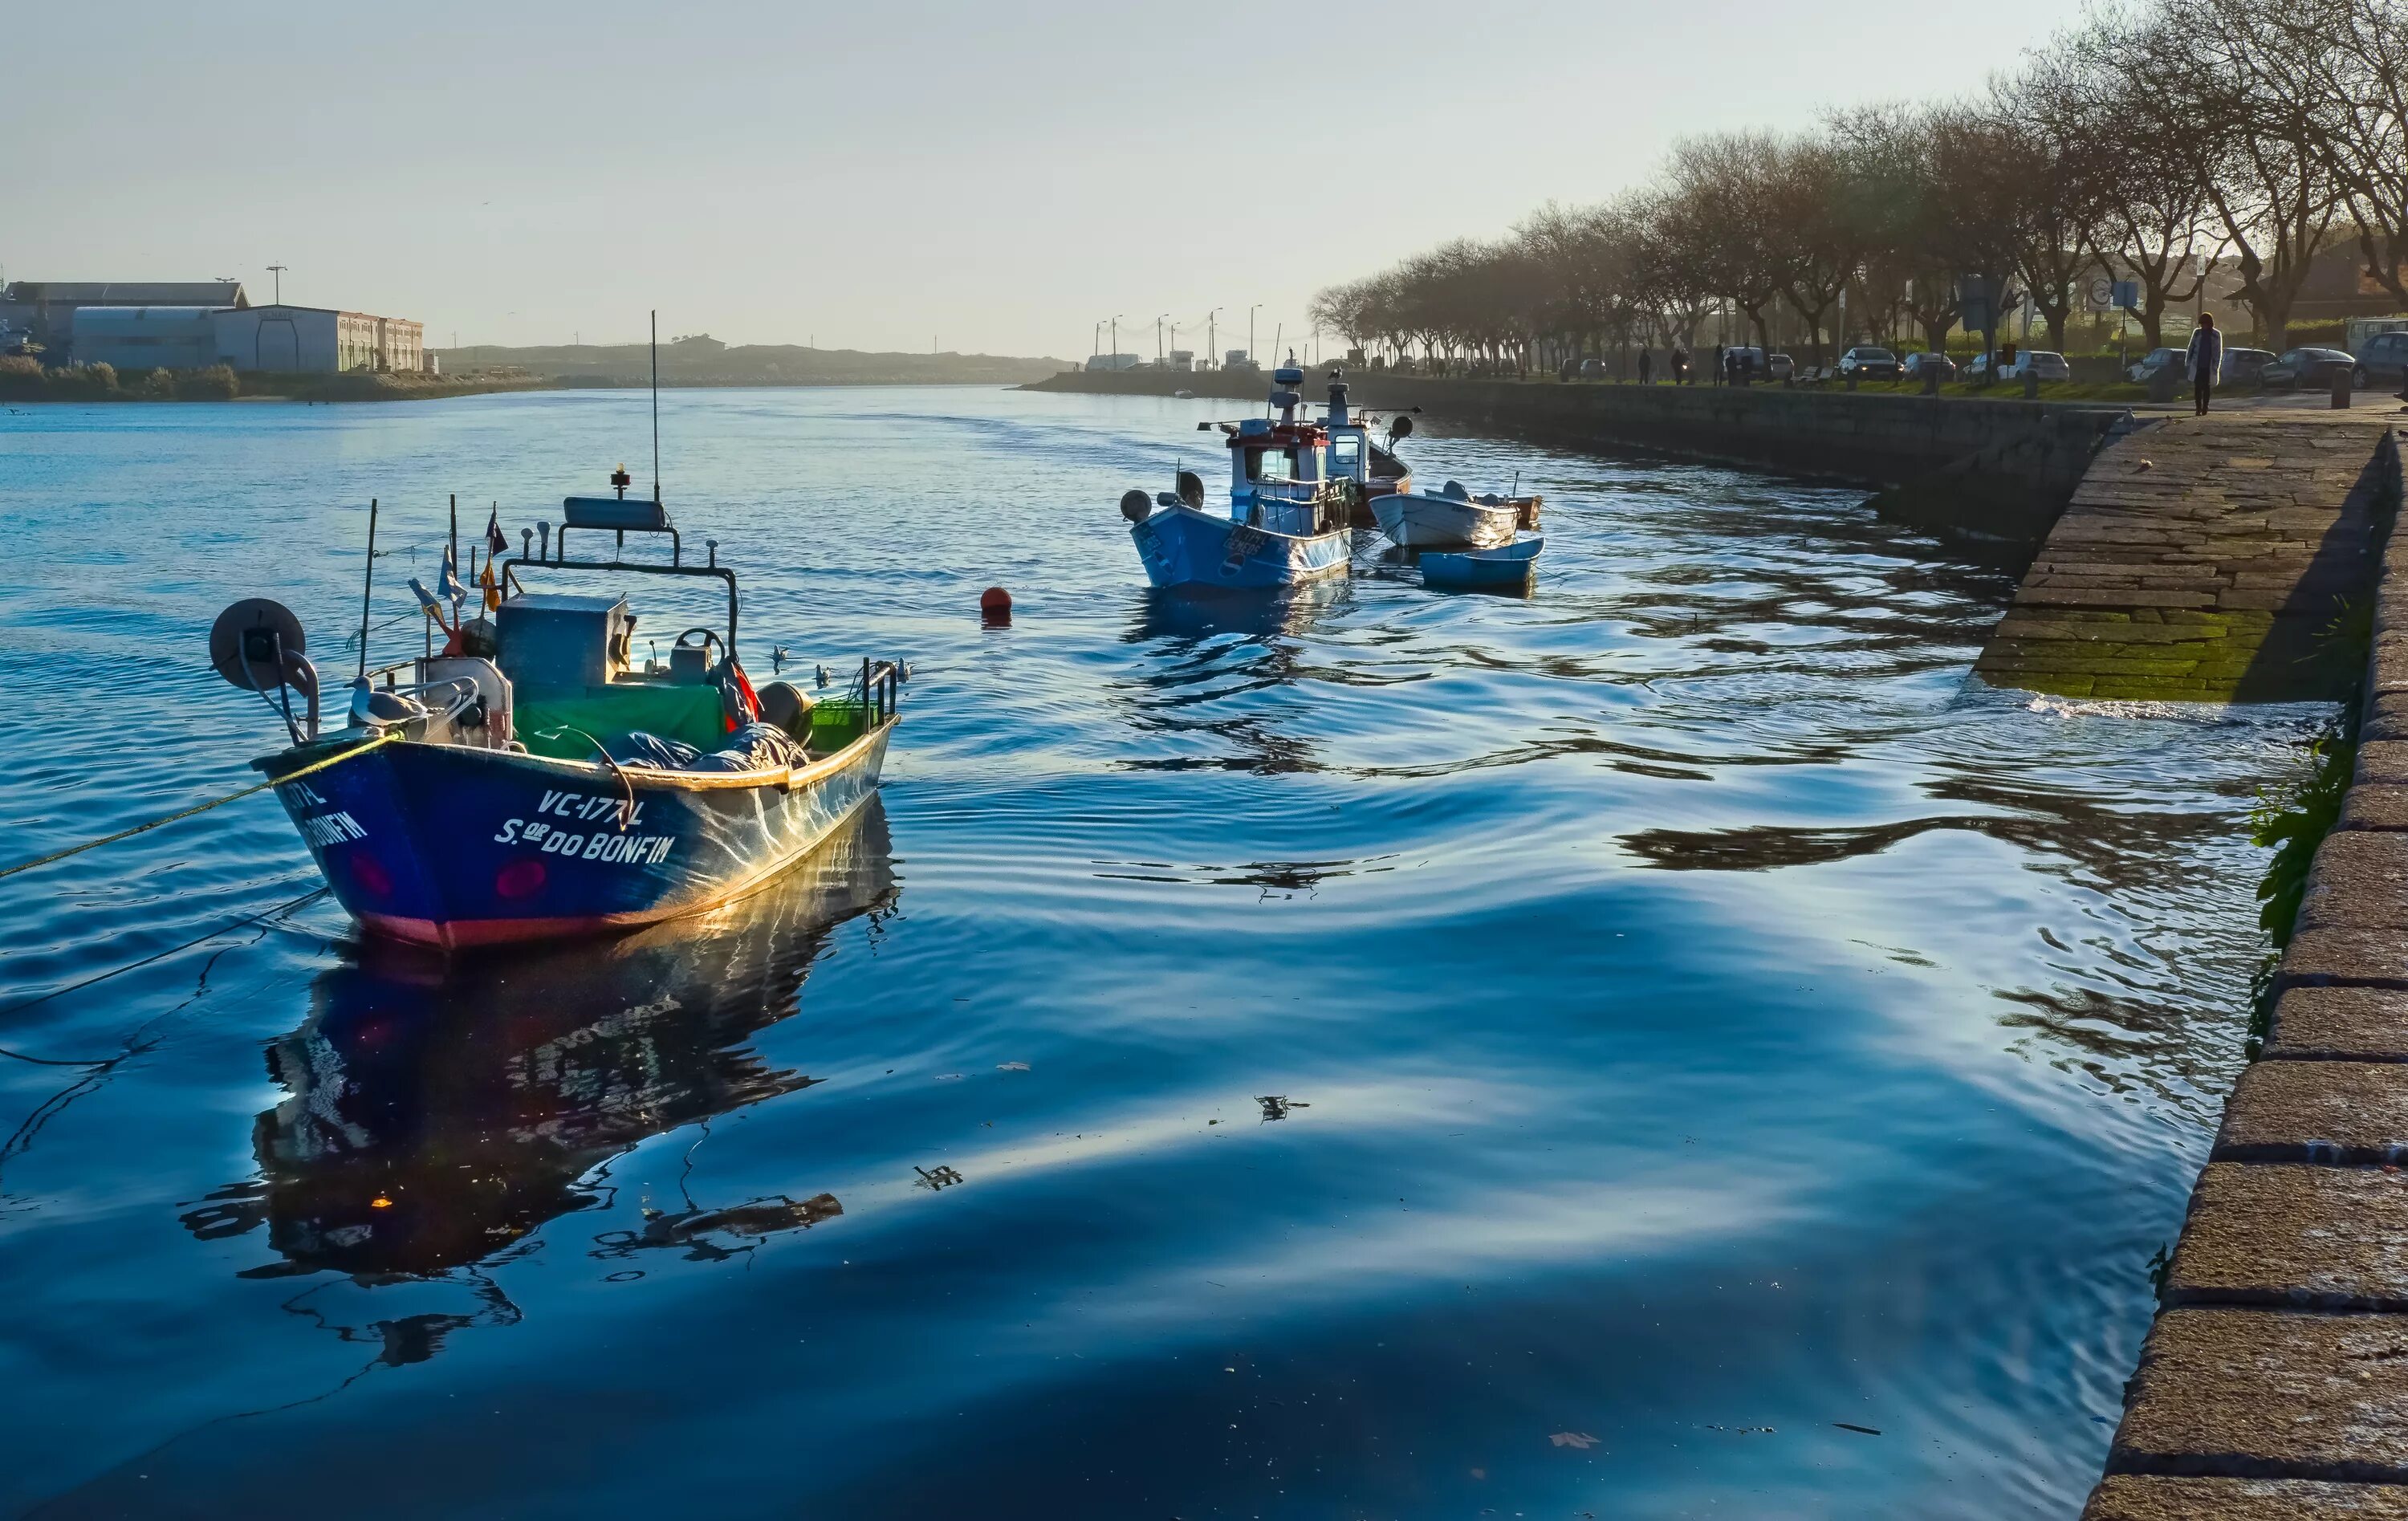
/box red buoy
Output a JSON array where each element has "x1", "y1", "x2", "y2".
[{"x1": 980, "y1": 586, "x2": 1011, "y2": 626}]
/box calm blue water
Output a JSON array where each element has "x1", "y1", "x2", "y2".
[{"x1": 0, "y1": 388, "x2": 2308, "y2": 1518}]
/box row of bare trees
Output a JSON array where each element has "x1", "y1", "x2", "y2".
[{"x1": 1309, "y1": 0, "x2": 2408, "y2": 373}]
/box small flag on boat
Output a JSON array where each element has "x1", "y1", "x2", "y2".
[
  {"x1": 480, "y1": 558, "x2": 500, "y2": 613},
  {"x1": 437, "y1": 544, "x2": 465, "y2": 604},
  {"x1": 486, "y1": 504, "x2": 507, "y2": 557}
]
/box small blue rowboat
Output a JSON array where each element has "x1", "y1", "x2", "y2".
[
  {"x1": 215, "y1": 484, "x2": 903, "y2": 952},
  {"x1": 1421, "y1": 535, "x2": 1543, "y2": 591}
]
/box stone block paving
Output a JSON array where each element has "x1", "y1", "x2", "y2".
[
  {"x1": 1976, "y1": 414, "x2": 2398, "y2": 702},
  {"x1": 2090, "y1": 418, "x2": 2408, "y2": 1511}
]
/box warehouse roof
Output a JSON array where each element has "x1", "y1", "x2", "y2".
[{"x1": 2, "y1": 281, "x2": 249, "y2": 308}]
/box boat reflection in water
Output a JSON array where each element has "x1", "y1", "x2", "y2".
[{"x1": 181, "y1": 802, "x2": 897, "y2": 1283}]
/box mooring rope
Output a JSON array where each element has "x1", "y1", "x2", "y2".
[
  {"x1": 0, "y1": 730, "x2": 398, "y2": 883},
  {"x1": 0, "y1": 885, "x2": 332, "y2": 1038}
]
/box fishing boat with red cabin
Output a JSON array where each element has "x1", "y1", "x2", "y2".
[
  {"x1": 1121, "y1": 364, "x2": 1361, "y2": 590},
  {"x1": 210, "y1": 479, "x2": 902, "y2": 952}
]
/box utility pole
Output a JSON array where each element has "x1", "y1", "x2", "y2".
[
  {"x1": 1092, "y1": 319, "x2": 1101, "y2": 360},
  {"x1": 1248, "y1": 305, "x2": 1259, "y2": 364},
  {"x1": 1155, "y1": 313, "x2": 1166, "y2": 362},
  {"x1": 1111, "y1": 315, "x2": 1121, "y2": 363},
  {"x1": 266, "y1": 265, "x2": 287, "y2": 306}
]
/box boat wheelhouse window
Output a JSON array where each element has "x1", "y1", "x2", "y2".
[
  {"x1": 1328, "y1": 435, "x2": 1361, "y2": 477},
  {"x1": 1245, "y1": 447, "x2": 1296, "y2": 482}
]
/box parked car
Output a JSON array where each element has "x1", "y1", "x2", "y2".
[
  {"x1": 1837, "y1": 345, "x2": 1903, "y2": 381},
  {"x1": 2129, "y1": 348, "x2": 2188, "y2": 384},
  {"x1": 2003, "y1": 350, "x2": 2072, "y2": 382},
  {"x1": 1766, "y1": 352, "x2": 1795, "y2": 380},
  {"x1": 2262, "y1": 347, "x2": 2356, "y2": 389},
  {"x1": 1902, "y1": 352, "x2": 1957, "y2": 382},
  {"x1": 1720, "y1": 345, "x2": 1767, "y2": 380},
  {"x1": 1577, "y1": 357, "x2": 1605, "y2": 380},
  {"x1": 2221, "y1": 348, "x2": 2276, "y2": 385},
  {"x1": 2353, "y1": 330, "x2": 2408, "y2": 388}
]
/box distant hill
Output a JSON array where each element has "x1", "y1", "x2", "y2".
[{"x1": 430, "y1": 336, "x2": 1068, "y2": 388}]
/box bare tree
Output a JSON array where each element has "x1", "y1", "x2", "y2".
[
  {"x1": 1661, "y1": 132, "x2": 1789, "y2": 352},
  {"x1": 2042, "y1": 14, "x2": 2224, "y2": 348}
]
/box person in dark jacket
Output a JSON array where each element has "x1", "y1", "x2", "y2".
[
  {"x1": 2186, "y1": 313, "x2": 2223, "y2": 416},
  {"x1": 1638, "y1": 348, "x2": 1653, "y2": 385}
]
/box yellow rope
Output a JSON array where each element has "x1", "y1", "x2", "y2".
[{"x1": 0, "y1": 730, "x2": 399, "y2": 882}]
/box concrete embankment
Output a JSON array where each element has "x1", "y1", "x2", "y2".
[
  {"x1": 1976, "y1": 414, "x2": 2401, "y2": 702},
  {"x1": 2082, "y1": 424, "x2": 2408, "y2": 1519},
  {"x1": 1023, "y1": 368, "x2": 2128, "y2": 553}
]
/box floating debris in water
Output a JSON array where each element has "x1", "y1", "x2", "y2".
[
  {"x1": 1832, "y1": 1422, "x2": 1882, "y2": 1437},
  {"x1": 592, "y1": 1194, "x2": 841, "y2": 1262},
  {"x1": 1256, "y1": 1096, "x2": 1309, "y2": 1121},
  {"x1": 914, "y1": 1165, "x2": 964, "y2": 1190},
  {"x1": 1549, "y1": 1432, "x2": 1599, "y2": 1450}
]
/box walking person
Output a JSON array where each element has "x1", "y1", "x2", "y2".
[
  {"x1": 1638, "y1": 348, "x2": 1653, "y2": 385},
  {"x1": 1712, "y1": 344, "x2": 1726, "y2": 386},
  {"x1": 2186, "y1": 312, "x2": 2222, "y2": 417}
]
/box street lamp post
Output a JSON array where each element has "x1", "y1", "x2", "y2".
[{"x1": 266, "y1": 265, "x2": 287, "y2": 306}]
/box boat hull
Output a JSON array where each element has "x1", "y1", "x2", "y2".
[
  {"x1": 1369, "y1": 491, "x2": 1520, "y2": 549},
  {"x1": 1130, "y1": 504, "x2": 1350, "y2": 590},
  {"x1": 258, "y1": 722, "x2": 893, "y2": 950},
  {"x1": 1422, "y1": 535, "x2": 1543, "y2": 590}
]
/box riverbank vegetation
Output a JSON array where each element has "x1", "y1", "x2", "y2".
[
  {"x1": 1311, "y1": 0, "x2": 2408, "y2": 373},
  {"x1": 0, "y1": 357, "x2": 239, "y2": 401},
  {"x1": 0, "y1": 356, "x2": 556, "y2": 404}
]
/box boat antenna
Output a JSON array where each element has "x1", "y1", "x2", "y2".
[
  {"x1": 650, "y1": 309, "x2": 661, "y2": 506},
  {"x1": 356, "y1": 497, "x2": 377, "y2": 681}
]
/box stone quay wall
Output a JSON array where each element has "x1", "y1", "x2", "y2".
[{"x1": 2085, "y1": 425, "x2": 2408, "y2": 1519}]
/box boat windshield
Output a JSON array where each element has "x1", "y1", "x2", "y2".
[
  {"x1": 1245, "y1": 446, "x2": 1296, "y2": 482},
  {"x1": 1328, "y1": 434, "x2": 1362, "y2": 479}
]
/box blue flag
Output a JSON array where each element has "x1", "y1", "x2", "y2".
[{"x1": 437, "y1": 543, "x2": 466, "y2": 604}]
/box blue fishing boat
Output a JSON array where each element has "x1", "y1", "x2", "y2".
[
  {"x1": 214, "y1": 485, "x2": 901, "y2": 952},
  {"x1": 1121, "y1": 364, "x2": 1356, "y2": 590}
]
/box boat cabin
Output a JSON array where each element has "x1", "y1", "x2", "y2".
[
  {"x1": 1202, "y1": 367, "x2": 1409, "y2": 519},
  {"x1": 358, "y1": 491, "x2": 887, "y2": 765}
]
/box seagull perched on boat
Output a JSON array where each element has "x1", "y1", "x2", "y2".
[{"x1": 816, "y1": 663, "x2": 832, "y2": 689}]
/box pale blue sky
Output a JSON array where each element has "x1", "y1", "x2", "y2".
[{"x1": 10, "y1": 0, "x2": 2093, "y2": 358}]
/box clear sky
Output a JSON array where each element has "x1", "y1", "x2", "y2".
[{"x1": 10, "y1": 0, "x2": 2095, "y2": 360}]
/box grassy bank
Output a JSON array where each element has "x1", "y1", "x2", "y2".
[{"x1": 0, "y1": 357, "x2": 554, "y2": 404}]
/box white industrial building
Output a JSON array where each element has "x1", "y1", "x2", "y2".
[
  {"x1": 0, "y1": 282, "x2": 425, "y2": 374},
  {"x1": 66, "y1": 303, "x2": 424, "y2": 374},
  {"x1": 209, "y1": 306, "x2": 423, "y2": 373}
]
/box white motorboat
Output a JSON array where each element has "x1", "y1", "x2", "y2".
[{"x1": 1370, "y1": 482, "x2": 1526, "y2": 550}]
